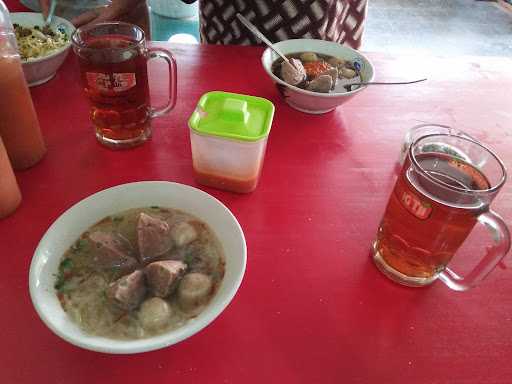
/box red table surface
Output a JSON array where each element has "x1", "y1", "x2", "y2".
[{"x1": 2, "y1": 4, "x2": 512, "y2": 383}]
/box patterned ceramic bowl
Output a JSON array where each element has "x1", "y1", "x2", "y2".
[{"x1": 261, "y1": 39, "x2": 374, "y2": 114}]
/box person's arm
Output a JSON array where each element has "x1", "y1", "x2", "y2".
[
  {"x1": 70, "y1": 0, "x2": 145, "y2": 27},
  {"x1": 38, "y1": 0, "x2": 147, "y2": 28}
]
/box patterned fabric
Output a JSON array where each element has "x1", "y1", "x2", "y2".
[{"x1": 197, "y1": 0, "x2": 368, "y2": 49}]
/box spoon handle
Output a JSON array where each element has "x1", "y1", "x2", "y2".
[
  {"x1": 349, "y1": 78, "x2": 428, "y2": 86},
  {"x1": 236, "y1": 13, "x2": 289, "y2": 63},
  {"x1": 45, "y1": 0, "x2": 57, "y2": 25}
]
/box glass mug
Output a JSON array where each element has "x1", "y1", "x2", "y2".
[
  {"x1": 398, "y1": 123, "x2": 475, "y2": 166},
  {"x1": 72, "y1": 22, "x2": 177, "y2": 148},
  {"x1": 373, "y1": 133, "x2": 510, "y2": 291}
]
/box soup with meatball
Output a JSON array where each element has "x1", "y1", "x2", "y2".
[
  {"x1": 271, "y1": 52, "x2": 362, "y2": 93},
  {"x1": 54, "y1": 207, "x2": 225, "y2": 340}
]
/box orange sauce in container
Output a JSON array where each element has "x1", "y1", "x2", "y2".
[
  {"x1": 0, "y1": 136, "x2": 21, "y2": 218},
  {"x1": 193, "y1": 168, "x2": 259, "y2": 194},
  {"x1": 0, "y1": 54, "x2": 46, "y2": 170},
  {"x1": 188, "y1": 92, "x2": 274, "y2": 194}
]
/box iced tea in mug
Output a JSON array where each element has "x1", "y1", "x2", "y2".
[
  {"x1": 72, "y1": 22, "x2": 177, "y2": 148},
  {"x1": 373, "y1": 134, "x2": 510, "y2": 290}
]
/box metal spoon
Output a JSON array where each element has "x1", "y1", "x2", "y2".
[
  {"x1": 349, "y1": 62, "x2": 427, "y2": 88},
  {"x1": 236, "y1": 13, "x2": 289, "y2": 63},
  {"x1": 343, "y1": 78, "x2": 427, "y2": 91},
  {"x1": 345, "y1": 78, "x2": 428, "y2": 87}
]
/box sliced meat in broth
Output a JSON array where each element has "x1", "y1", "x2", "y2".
[
  {"x1": 106, "y1": 269, "x2": 147, "y2": 311},
  {"x1": 137, "y1": 212, "x2": 174, "y2": 263},
  {"x1": 88, "y1": 231, "x2": 138, "y2": 273},
  {"x1": 145, "y1": 260, "x2": 187, "y2": 298}
]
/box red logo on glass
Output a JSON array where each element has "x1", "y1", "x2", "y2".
[
  {"x1": 400, "y1": 191, "x2": 432, "y2": 220},
  {"x1": 86, "y1": 72, "x2": 136, "y2": 93}
]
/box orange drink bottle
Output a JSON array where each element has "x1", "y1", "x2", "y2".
[
  {"x1": 0, "y1": 0, "x2": 46, "y2": 170},
  {"x1": 0, "y1": 136, "x2": 21, "y2": 218}
]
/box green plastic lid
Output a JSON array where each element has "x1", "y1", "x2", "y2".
[{"x1": 188, "y1": 91, "x2": 275, "y2": 142}]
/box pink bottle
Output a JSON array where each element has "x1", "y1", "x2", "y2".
[
  {"x1": 0, "y1": 0, "x2": 46, "y2": 170},
  {"x1": 0, "y1": 136, "x2": 21, "y2": 218}
]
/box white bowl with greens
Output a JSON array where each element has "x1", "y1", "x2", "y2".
[
  {"x1": 11, "y1": 12, "x2": 75, "y2": 87},
  {"x1": 29, "y1": 181, "x2": 247, "y2": 354}
]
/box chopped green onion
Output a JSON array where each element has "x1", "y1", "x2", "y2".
[{"x1": 60, "y1": 258, "x2": 73, "y2": 269}]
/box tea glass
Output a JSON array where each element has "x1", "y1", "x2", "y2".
[
  {"x1": 398, "y1": 123, "x2": 476, "y2": 166},
  {"x1": 72, "y1": 22, "x2": 177, "y2": 148},
  {"x1": 374, "y1": 133, "x2": 510, "y2": 291}
]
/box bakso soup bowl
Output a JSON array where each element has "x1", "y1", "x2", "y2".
[
  {"x1": 261, "y1": 39, "x2": 374, "y2": 114},
  {"x1": 10, "y1": 12, "x2": 75, "y2": 87},
  {"x1": 29, "y1": 181, "x2": 246, "y2": 354}
]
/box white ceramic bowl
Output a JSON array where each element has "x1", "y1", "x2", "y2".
[
  {"x1": 10, "y1": 12, "x2": 75, "y2": 87},
  {"x1": 29, "y1": 181, "x2": 247, "y2": 354},
  {"x1": 261, "y1": 39, "x2": 375, "y2": 114}
]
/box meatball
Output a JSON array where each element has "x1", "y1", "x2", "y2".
[
  {"x1": 327, "y1": 57, "x2": 347, "y2": 67},
  {"x1": 280, "y1": 58, "x2": 306, "y2": 86},
  {"x1": 306, "y1": 75, "x2": 333, "y2": 93},
  {"x1": 177, "y1": 273, "x2": 213, "y2": 311},
  {"x1": 340, "y1": 67, "x2": 357, "y2": 79},
  {"x1": 171, "y1": 222, "x2": 198, "y2": 247},
  {"x1": 138, "y1": 297, "x2": 173, "y2": 331},
  {"x1": 299, "y1": 52, "x2": 318, "y2": 62}
]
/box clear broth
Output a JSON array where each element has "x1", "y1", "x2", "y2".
[{"x1": 55, "y1": 206, "x2": 225, "y2": 340}]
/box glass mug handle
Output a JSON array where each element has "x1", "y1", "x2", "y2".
[
  {"x1": 146, "y1": 47, "x2": 177, "y2": 118},
  {"x1": 439, "y1": 210, "x2": 511, "y2": 291}
]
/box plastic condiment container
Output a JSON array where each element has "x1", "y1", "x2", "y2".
[
  {"x1": 188, "y1": 91, "x2": 275, "y2": 193},
  {"x1": 0, "y1": 0, "x2": 46, "y2": 170},
  {"x1": 0, "y1": 136, "x2": 22, "y2": 218}
]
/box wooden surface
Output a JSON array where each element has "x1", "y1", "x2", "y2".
[{"x1": 2, "y1": 3, "x2": 512, "y2": 382}]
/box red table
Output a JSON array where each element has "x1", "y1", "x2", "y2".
[{"x1": 2, "y1": 4, "x2": 512, "y2": 383}]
